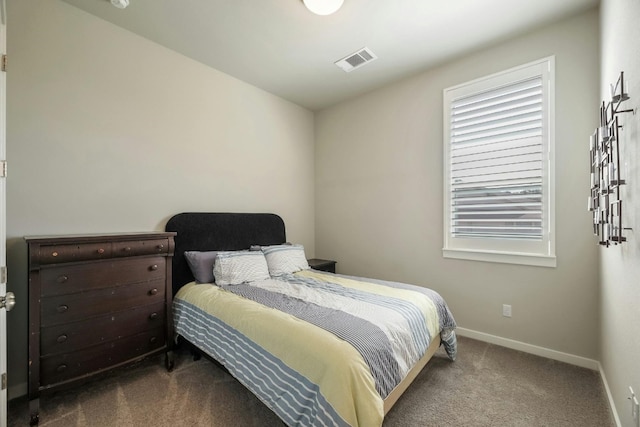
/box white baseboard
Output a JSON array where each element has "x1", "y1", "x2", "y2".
[
  {"x1": 455, "y1": 327, "x2": 599, "y2": 370},
  {"x1": 8, "y1": 381, "x2": 27, "y2": 401},
  {"x1": 598, "y1": 362, "x2": 622, "y2": 427}
]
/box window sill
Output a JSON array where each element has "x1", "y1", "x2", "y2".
[{"x1": 442, "y1": 248, "x2": 556, "y2": 268}]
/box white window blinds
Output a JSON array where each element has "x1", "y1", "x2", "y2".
[
  {"x1": 443, "y1": 57, "x2": 555, "y2": 267},
  {"x1": 449, "y1": 77, "x2": 543, "y2": 240}
]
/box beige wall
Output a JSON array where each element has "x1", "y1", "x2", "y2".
[
  {"x1": 6, "y1": 0, "x2": 315, "y2": 394},
  {"x1": 315, "y1": 10, "x2": 601, "y2": 359},
  {"x1": 600, "y1": 0, "x2": 640, "y2": 425}
]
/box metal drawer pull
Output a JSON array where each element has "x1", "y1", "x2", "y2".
[
  {"x1": 56, "y1": 364, "x2": 67, "y2": 373},
  {"x1": 57, "y1": 305, "x2": 69, "y2": 313},
  {"x1": 150, "y1": 264, "x2": 158, "y2": 271},
  {"x1": 124, "y1": 246, "x2": 132, "y2": 252},
  {"x1": 149, "y1": 312, "x2": 158, "y2": 320},
  {"x1": 157, "y1": 244, "x2": 164, "y2": 250},
  {"x1": 52, "y1": 251, "x2": 59, "y2": 257},
  {"x1": 57, "y1": 275, "x2": 68, "y2": 283},
  {"x1": 149, "y1": 336, "x2": 157, "y2": 344},
  {"x1": 97, "y1": 248, "x2": 105, "y2": 254},
  {"x1": 56, "y1": 334, "x2": 68, "y2": 343},
  {"x1": 148, "y1": 288, "x2": 158, "y2": 296}
]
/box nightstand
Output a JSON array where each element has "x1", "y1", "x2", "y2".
[{"x1": 307, "y1": 258, "x2": 337, "y2": 273}]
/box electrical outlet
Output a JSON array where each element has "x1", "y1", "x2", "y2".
[{"x1": 502, "y1": 304, "x2": 512, "y2": 318}]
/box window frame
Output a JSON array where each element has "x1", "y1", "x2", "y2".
[{"x1": 442, "y1": 57, "x2": 556, "y2": 268}]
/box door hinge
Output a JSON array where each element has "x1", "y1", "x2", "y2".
[
  {"x1": 1, "y1": 54, "x2": 6, "y2": 72},
  {"x1": 0, "y1": 266, "x2": 5, "y2": 284},
  {"x1": 1, "y1": 373, "x2": 6, "y2": 391},
  {"x1": 0, "y1": 161, "x2": 6, "y2": 178}
]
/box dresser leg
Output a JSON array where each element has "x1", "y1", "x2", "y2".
[
  {"x1": 165, "y1": 351, "x2": 174, "y2": 372},
  {"x1": 29, "y1": 397, "x2": 40, "y2": 426}
]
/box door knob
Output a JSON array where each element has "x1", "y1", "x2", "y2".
[{"x1": 1, "y1": 292, "x2": 15, "y2": 312}]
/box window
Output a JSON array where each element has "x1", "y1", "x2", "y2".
[{"x1": 443, "y1": 57, "x2": 556, "y2": 267}]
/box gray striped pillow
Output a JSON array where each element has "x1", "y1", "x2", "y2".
[
  {"x1": 213, "y1": 250, "x2": 270, "y2": 285},
  {"x1": 262, "y1": 244, "x2": 309, "y2": 276}
]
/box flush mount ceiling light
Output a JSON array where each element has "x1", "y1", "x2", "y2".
[
  {"x1": 110, "y1": 0, "x2": 129, "y2": 9},
  {"x1": 303, "y1": 0, "x2": 344, "y2": 15}
]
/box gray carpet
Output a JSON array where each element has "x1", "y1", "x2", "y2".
[{"x1": 8, "y1": 336, "x2": 615, "y2": 426}]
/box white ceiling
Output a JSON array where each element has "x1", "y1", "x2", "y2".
[{"x1": 60, "y1": 0, "x2": 598, "y2": 111}]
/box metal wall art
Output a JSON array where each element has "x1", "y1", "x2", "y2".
[{"x1": 588, "y1": 71, "x2": 633, "y2": 246}]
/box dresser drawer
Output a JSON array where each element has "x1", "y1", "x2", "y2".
[
  {"x1": 40, "y1": 257, "x2": 166, "y2": 297},
  {"x1": 36, "y1": 242, "x2": 112, "y2": 265},
  {"x1": 40, "y1": 328, "x2": 165, "y2": 386},
  {"x1": 113, "y1": 238, "x2": 170, "y2": 257},
  {"x1": 41, "y1": 279, "x2": 165, "y2": 327},
  {"x1": 41, "y1": 301, "x2": 165, "y2": 356}
]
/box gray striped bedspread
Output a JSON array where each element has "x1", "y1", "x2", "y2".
[{"x1": 173, "y1": 269, "x2": 457, "y2": 426}]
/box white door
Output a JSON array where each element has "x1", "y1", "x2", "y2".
[{"x1": 0, "y1": 1, "x2": 10, "y2": 426}]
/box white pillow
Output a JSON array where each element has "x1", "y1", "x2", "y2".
[
  {"x1": 213, "y1": 251, "x2": 270, "y2": 286},
  {"x1": 261, "y1": 244, "x2": 309, "y2": 276}
]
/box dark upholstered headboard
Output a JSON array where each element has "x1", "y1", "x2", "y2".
[{"x1": 165, "y1": 212, "x2": 286, "y2": 294}]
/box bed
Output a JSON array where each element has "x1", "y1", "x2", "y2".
[{"x1": 166, "y1": 212, "x2": 457, "y2": 427}]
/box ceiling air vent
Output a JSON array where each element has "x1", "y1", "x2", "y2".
[{"x1": 335, "y1": 47, "x2": 377, "y2": 73}]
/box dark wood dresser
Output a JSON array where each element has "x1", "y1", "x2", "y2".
[{"x1": 25, "y1": 232, "x2": 176, "y2": 426}]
